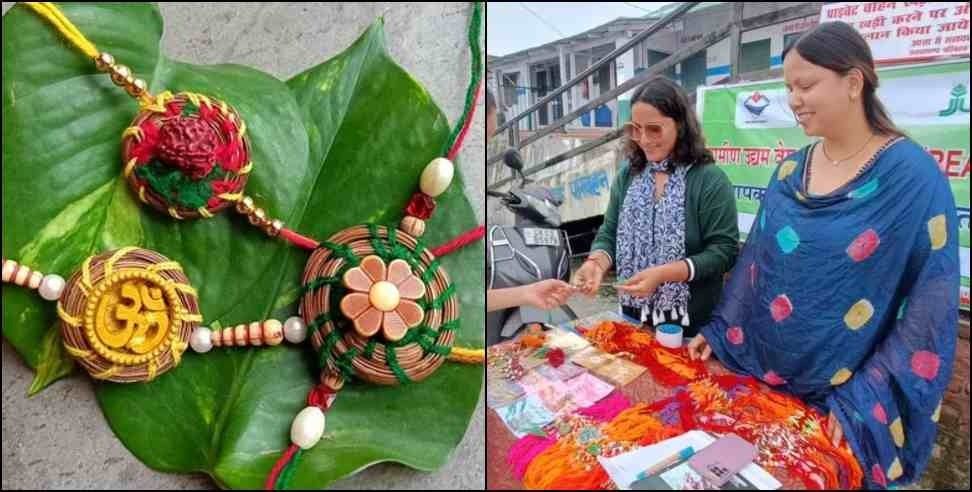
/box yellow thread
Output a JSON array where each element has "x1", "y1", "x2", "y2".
[
  {"x1": 124, "y1": 158, "x2": 138, "y2": 178},
  {"x1": 219, "y1": 100, "x2": 228, "y2": 114},
  {"x1": 63, "y1": 344, "x2": 94, "y2": 360},
  {"x1": 171, "y1": 340, "x2": 187, "y2": 366},
  {"x1": 178, "y1": 313, "x2": 203, "y2": 323},
  {"x1": 122, "y1": 126, "x2": 143, "y2": 142},
  {"x1": 186, "y1": 92, "x2": 202, "y2": 108},
  {"x1": 140, "y1": 90, "x2": 174, "y2": 113},
  {"x1": 198, "y1": 207, "x2": 214, "y2": 219},
  {"x1": 218, "y1": 193, "x2": 243, "y2": 202},
  {"x1": 172, "y1": 283, "x2": 198, "y2": 297},
  {"x1": 25, "y1": 3, "x2": 99, "y2": 59},
  {"x1": 104, "y1": 247, "x2": 136, "y2": 279},
  {"x1": 138, "y1": 186, "x2": 148, "y2": 203},
  {"x1": 81, "y1": 255, "x2": 94, "y2": 291},
  {"x1": 168, "y1": 207, "x2": 183, "y2": 220},
  {"x1": 146, "y1": 262, "x2": 182, "y2": 273},
  {"x1": 238, "y1": 119, "x2": 247, "y2": 138},
  {"x1": 146, "y1": 359, "x2": 158, "y2": 381},
  {"x1": 447, "y1": 346, "x2": 484, "y2": 364},
  {"x1": 239, "y1": 162, "x2": 253, "y2": 174},
  {"x1": 93, "y1": 365, "x2": 120, "y2": 380},
  {"x1": 57, "y1": 303, "x2": 82, "y2": 327}
]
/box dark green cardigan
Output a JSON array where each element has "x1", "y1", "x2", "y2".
[{"x1": 590, "y1": 161, "x2": 740, "y2": 335}]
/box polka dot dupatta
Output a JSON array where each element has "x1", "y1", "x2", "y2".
[{"x1": 700, "y1": 137, "x2": 961, "y2": 489}]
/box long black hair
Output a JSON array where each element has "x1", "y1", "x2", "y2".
[
  {"x1": 782, "y1": 21, "x2": 904, "y2": 137},
  {"x1": 623, "y1": 77, "x2": 714, "y2": 173}
]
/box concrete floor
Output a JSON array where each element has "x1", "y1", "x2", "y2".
[{"x1": 1, "y1": 2, "x2": 485, "y2": 489}]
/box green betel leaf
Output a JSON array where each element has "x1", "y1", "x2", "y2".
[{"x1": 2, "y1": 3, "x2": 483, "y2": 489}]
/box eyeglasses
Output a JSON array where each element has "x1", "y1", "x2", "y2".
[{"x1": 623, "y1": 121, "x2": 666, "y2": 140}]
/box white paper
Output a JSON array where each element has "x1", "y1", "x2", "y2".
[{"x1": 597, "y1": 430, "x2": 782, "y2": 490}]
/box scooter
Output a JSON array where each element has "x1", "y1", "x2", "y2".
[{"x1": 486, "y1": 148, "x2": 578, "y2": 346}]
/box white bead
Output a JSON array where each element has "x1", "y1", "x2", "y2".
[
  {"x1": 189, "y1": 327, "x2": 213, "y2": 353},
  {"x1": 419, "y1": 157, "x2": 454, "y2": 197},
  {"x1": 38, "y1": 274, "x2": 66, "y2": 301},
  {"x1": 284, "y1": 316, "x2": 307, "y2": 343},
  {"x1": 290, "y1": 406, "x2": 326, "y2": 449},
  {"x1": 369, "y1": 281, "x2": 400, "y2": 312}
]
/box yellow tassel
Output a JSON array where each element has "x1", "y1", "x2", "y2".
[
  {"x1": 447, "y1": 346, "x2": 484, "y2": 364},
  {"x1": 25, "y1": 3, "x2": 99, "y2": 59}
]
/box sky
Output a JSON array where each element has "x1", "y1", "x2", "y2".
[{"x1": 487, "y1": 2, "x2": 675, "y2": 57}]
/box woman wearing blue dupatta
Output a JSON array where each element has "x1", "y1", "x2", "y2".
[{"x1": 688, "y1": 22, "x2": 960, "y2": 489}]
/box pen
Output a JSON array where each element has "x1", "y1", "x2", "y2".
[{"x1": 635, "y1": 446, "x2": 696, "y2": 481}]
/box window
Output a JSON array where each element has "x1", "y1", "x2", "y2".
[{"x1": 501, "y1": 72, "x2": 519, "y2": 108}]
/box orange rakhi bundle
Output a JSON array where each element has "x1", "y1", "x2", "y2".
[
  {"x1": 645, "y1": 374, "x2": 864, "y2": 490},
  {"x1": 521, "y1": 404, "x2": 679, "y2": 490},
  {"x1": 577, "y1": 320, "x2": 708, "y2": 386}
]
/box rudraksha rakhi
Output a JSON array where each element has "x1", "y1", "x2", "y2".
[
  {"x1": 121, "y1": 92, "x2": 252, "y2": 221},
  {"x1": 300, "y1": 225, "x2": 458, "y2": 387}
]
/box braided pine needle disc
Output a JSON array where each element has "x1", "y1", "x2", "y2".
[
  {"x1": 300, "y1": 225, "x2": 459, "y2": 386},
  {"x1": 121, "y1": 91, "x2": 251, "y2": 220},
  {"x1": 57, "y1": 247, "x2": 201, "y2": 383}
]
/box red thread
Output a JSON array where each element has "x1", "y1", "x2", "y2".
[
  {"x1": 264, "y1": 443, "x2": 299, "y2": 490},
  {"x1": 446, "y1": 80, "x2": 483, "y2": 161},
  {"x1": 430, "y1": 225, "x2": 485, "y2": 257},
  {"x1": 280, "y1": 228, "x2": 320, "y2": 251},
  {"x1": 264, "y1": 384, "x2": 338, "y2": 490}
]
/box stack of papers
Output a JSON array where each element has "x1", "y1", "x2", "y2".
[{"x1": 597, "y1": 430, "x2": 782, "y2": 490}]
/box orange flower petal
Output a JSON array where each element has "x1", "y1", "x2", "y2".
[
  {"x1": 342, "y1": 267, "x2": 373, "y2": 292},
  {"x1": 340, "y1": 292, "x2": 372, "y2": 320},
  {"x1": 382, "y1": 311, "x2": 409, "y2": 342},
  {"x1": 353, "y1": 307, "x2": 382, "y2": 338},
  {"x1": 387, "y1": 259, "x2": 412, "y2": 285},
  {"x1": 395, "y1": 299, "x2": 425, "y2": 328},
  {"x1": 360, "y1": 255, "x2": 386, "y2": 282},
  {"x1": 397, "y1": 274, "x2": 426, "y2": 300}
]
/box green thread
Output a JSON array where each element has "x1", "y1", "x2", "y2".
[
  {"x1": 335, "y1": 347, "x2": 358, "y2": 381},
  {"x1": 421, "y1": 283, "x2": 456, "y2": 311},
  {"x1": 319, "y1": 329, "x2": 341, "y2": 370},
  {"x1": 301, "y1": 276, "x2": 342, "y2": 294},
  {"x1": 135, "y1": 159, "x2": 216, "y2": 209},
  {"x1": 385, "y1": 346, "x2": 411, "y2": 385},
  {"x1": 439, "y1": 318, "x2": 460, "y2": 332},
  {"x1": 276, "y1": 448, "x2": 303, "y2": 490},
  {"x1": 363, "y1": 340, "x2": 378, "y2": 359},
  {"x1": 307, "y1": 312, "x2": 332, "y2": 335},
  {"x1": 319, "y1": 240, "x2": 360, "y2": 267},
  {"x1": 421, "y1": 259, "x2": 441, "y2": 284},
  {"x1": 369, "y1": 223, "x2": 390, "y2": 259},
  {"x1": 441, "y1": 1, "x2": 483, "y2": 156}
]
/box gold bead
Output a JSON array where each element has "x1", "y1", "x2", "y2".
[
  {"x1": 400, "y1": 216, "x2": 426, "y2": 237},
  {"x1": 249, "y1": 208, "x2": 267, "y2": 226},
  {"x1": 95, "y1": 52, "x2": 115, "y2": 72},
  {"x1": 110, "y1": 65, "x2": 133, "y2": 87},
  {"x1": 126, "y1": 78, "x2": 148, "y2": 97},
  {"x1": 236, "y1": 196, "x2": 255, "y2": 215},
  {"x1": 266, "y1": 219, "x2": 284, "y2": 237}
]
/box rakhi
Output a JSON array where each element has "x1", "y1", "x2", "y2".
[{"x1": 12, "y1": 2, "x2": 487, "y2": 489}]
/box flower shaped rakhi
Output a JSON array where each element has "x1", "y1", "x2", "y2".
[{"x1": 339, "y1": 255, "x2": 426, "y2": 341}]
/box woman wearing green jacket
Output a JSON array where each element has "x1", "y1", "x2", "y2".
[{"x1": 572, "y1": 77, "x2": 739, "y2": 337}]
